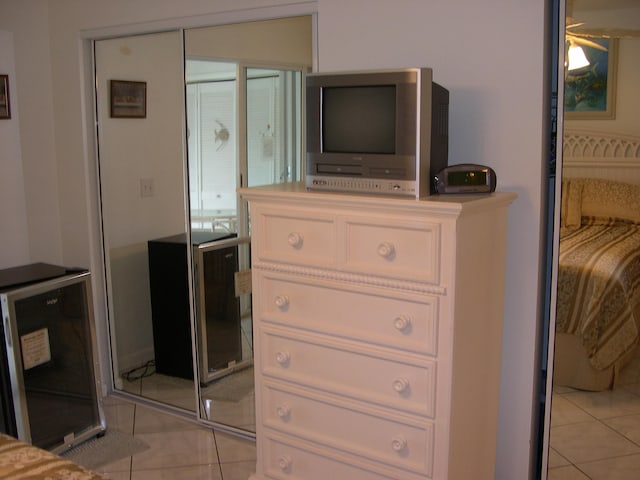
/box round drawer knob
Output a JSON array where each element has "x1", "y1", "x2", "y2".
[
  {"x1": 275, "y1": 351, "x2": 291, "y2": 366},
  {"x1": 377, "y1": 242, "x2": 395, "y2": 258},
  {"x1": 393, "y1": 315, "x2": 411, "y2": 332},
  {"x1": 392, "y1": 377, "x2": 410, "y2": 394},
  {"x1": 287, "y1": 232, "x2": 303, "y2": 248},
  {"x1": 391, "y1": 435, "x2": 407, "y2": 452},
  {"x1": 278, "y1": 454, "x2": 293, "y2": 471},
  {"x1": 276, "y1": 404, "x2": 291, "y2": 420},
  {"x1": 275, "y1": 295, "x2": 289, "y2": 309}
]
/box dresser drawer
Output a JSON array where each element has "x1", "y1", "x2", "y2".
[
  {"x1": 343, "y1": 215, "x2": 441, "y2": 283},
  {"x1": 257, "y1": 271, "x2": 438, "y2": 356},
  {"x1": 260, "y1": 327, "x2": 436, "y2": 418},
  {"x1": 252, "y1": 206, "x2": 338, "y2": 268},
  {"x1": 251, "y1": 205, "x2": 442, "y2": 283},
  {"x1": 262, "y1": 381, "x2": 434, "y2": 477},
  {"x1": 263, "y1": 433, "x2": 403, "y2": 479}
]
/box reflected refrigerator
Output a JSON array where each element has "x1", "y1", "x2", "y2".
[
  {"x1": 148, "y1": 232, "x2": 244, "y2": 382},
  {"x1": 195, "y1": 236, "x2": 251, "y2": 384}
]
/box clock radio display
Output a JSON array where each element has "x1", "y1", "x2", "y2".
[{"x1": 448, "y1": 170, "x2": 486, "y2": 186}]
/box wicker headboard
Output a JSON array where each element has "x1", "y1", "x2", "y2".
[{"x1": 562, "y1": 129, "x2": 640, "y2": 184}]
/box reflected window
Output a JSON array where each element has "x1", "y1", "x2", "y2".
[
  {"x1": 247, "y1": 68, "x2": 303, "y2": 187},
  {"x1": 186, "y1": 61, "x2": 237, "y2": 233},
  {"x1": 186, "y1": 62, "x2": 303, "y2": 234}
]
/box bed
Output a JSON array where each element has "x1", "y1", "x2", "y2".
[
  {"x1": 0, "y1": 433, "x2": 106, "y2": 479},
  {"x1": 553, "y1": 129, "x2": 640, "y2": 391}
]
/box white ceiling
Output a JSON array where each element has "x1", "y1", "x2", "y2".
[
  {"x1": 572, "y1": 0, "x2": 640, "y2": 30},
  {"x1": 575, "y1": 0, "x2": 640, "y2": 11}
]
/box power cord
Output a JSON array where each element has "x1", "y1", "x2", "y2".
[{"x1": 122, "y1": 360, "x2": 156, "y2": 381}]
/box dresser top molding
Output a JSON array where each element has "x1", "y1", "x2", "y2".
[{"x1": 239, "y1": 182, "x2": 517, "y2": 216}]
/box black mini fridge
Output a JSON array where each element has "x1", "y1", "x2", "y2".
[
  {"x1": 194, "y1": 236, "x2": 251, "y2": 384},
  {"x1": 0, "y1": 263, "x2": 105, "y2": 453},
  {"x1": 148, "y1": 232, "x2": 245, "y2": 382}
]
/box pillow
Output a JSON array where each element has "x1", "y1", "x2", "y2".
[
  {"x1": 580, "y1": 178, "x2": 640, "y2": 225},
  {"x1": 560, "y1": 178, "x2": 583, "y2": 230}
]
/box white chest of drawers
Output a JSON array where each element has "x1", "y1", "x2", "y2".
[{"x1": 240, "y1": 183, "x2": 516, "y2": 480}]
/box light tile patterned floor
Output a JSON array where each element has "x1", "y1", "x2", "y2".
[
  {"x1": 97, "y1": 396, "x2": 256, "y2": 480},
  {"x1": 548, "y1": 351, "x2": 640, "y2": 480},
  {"x1": 102, "y1": 350, "x2": 640, "y2": 479}
]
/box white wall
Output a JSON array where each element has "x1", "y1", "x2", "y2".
[
  {"x1": 0, "y1": 29, "x2": 30, "y2": 268},
  {"x1": 0, "y1": 1, "x2": 62, "y2": 268},
  {"x1": 186, "y1": 16, "x2": 312, "y2": 64},
  {"x1": 0, "y1": 1, "x2": 549, "y2": 478},
  {"x1": 95, "y1": 31, "x2": 186, "y2": 373},
  {"x1": 317, "y1": 2, "x2": 548, "y2": 478},
  {"x1": 95, "y1": 32, "x2": 186, "y2": 248}
]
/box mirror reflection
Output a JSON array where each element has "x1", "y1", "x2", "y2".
[
  {"x1": 95, "y1": 30, "x2": 196, "y2": 411},
  {"x1": 547, "y1": 0, "x2": 640, "y2": 476},
  {"x1": 245, "y1": 67, "x2": 303, "y2": 187},
  {"x1": 186, "y1": 60, "x2": 238, "y2": 231},
  {"x1": 186, "y1": 60, "x2": 305, "y2": 430},
  {"x1": 97, "y1": 16, "x2": 312, "y2": 434},
  {"x1": 184, "y1": 18, "x2": 310, "y2": 431}
]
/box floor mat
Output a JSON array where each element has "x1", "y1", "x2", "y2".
[{"x1": 61, "y1": 429, "x2": 149, "y2": 470}]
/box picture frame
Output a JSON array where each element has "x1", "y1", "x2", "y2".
[
  {"x1": 0, "y1": 75, "x2": 10, "y2": 120},
  {"x1": 110, "y1": 80, "x2": 146, "y2": 118},
  {"x1": 564, "y1": 38, "x2": 618, "y2": 120}
]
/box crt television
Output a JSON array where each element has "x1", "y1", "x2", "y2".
[{"x1": 305, "y1": 67, "x2": 449, "y2": 197}]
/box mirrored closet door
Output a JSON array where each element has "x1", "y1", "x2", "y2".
[
  {"x1": 95, "y1": 16, "x2": 312, "y2": 435},
  {"x1": 95, "y1": 30, "x2": 195, "y2": 412},
  {"x1": 544, "y1": 0, "x2": 640, "y2": 477}
]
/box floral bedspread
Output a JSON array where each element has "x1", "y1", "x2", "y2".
[{"x1": 0, "y1": 433, "x2": 106, "y2": 480}]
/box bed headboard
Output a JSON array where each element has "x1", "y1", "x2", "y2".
[{"x1": 562, "y1": 129, "x2": 640, "y2": 185}]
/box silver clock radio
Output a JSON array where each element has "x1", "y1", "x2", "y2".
[{"x1": 434, "y1": 164, "x2": 497, "y2": 194}]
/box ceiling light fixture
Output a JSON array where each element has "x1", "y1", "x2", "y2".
[{"x1": 567, "y1": 42, "x2": 590, "y2": 71}]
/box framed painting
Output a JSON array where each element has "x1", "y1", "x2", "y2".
[
  {"x1": 110, "y1": 80, "x2": 147, "y2": 118},
  {"x1": 564, "y1": 38, "x2": 618, "y2": 119},
  {"x1": 0, "y1": 75, "x2": 10, "y2": 119}
]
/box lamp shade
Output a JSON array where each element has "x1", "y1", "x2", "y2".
[{"x1": 567, "y1": 43, "x2": 590, "y2": 71}]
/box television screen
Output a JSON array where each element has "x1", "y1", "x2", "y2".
[{"x1": 322, "y1": 86, "x2": 396, "y2": 154}]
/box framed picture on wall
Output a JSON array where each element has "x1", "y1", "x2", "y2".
[
  {"x1": 110, "y1": 80, "x2": 146, "y2": 118},
  {"x1": 564, "y1": 38, "x2": 618, "y2": 120},
  {"x1": 0, "y1": 75, "x2": 10, "y2": 120}
]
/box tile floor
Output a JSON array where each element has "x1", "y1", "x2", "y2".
[
  {"x1": 118, "y1": 311, "x2": 255, "y2": 433},
  {"x1": 96, "y1": 395, "x2": 256, "y2": 480},
  {"x1": 120, "y1": 369, "x2": 256, "y2": 433},
  {"x1": 548, "y1": 349, "x2": 640, "y2": 479},
  {"x1": 106, "y1": 342, "x2": 640, "y2": 479}
]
